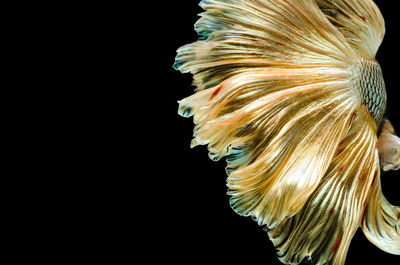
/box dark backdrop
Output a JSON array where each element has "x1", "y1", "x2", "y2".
[{"x1": 154, "y1": 1, "x2": 399, "y2": 264}]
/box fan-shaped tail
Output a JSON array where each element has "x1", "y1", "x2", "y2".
[
  {"x1": 175, "y1": 0, "x2": 362, "y2": 228},
  {"x1": 174, "y1": 0, "x2": 391, "y2": 264},
  {"x1": 179, "y1": 66, "x2": 361, "y2": 228}
]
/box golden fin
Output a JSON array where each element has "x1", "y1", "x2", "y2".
[
  {"x1": 317, "y1": 0, "x2": 385, "y2": 58},
  {"x1": 362, "y1": 178, "x2": 400, "y2": 255},
  {"x1": 179, "y1": 66, "x2": 359, "y2": 228},
  {"x1": 268, "y1": 111, "x2": 380, "y2": 265},
  {"x1": 174, "y1": 0, "x2": 394, "y2": 264},
  {"x1": 174, "y1": 0, "x2": 356, "y2": 91}
]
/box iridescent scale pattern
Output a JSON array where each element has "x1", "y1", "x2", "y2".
[{"x1": 355, "y1": 59, "x2": 386, "y2": 123}]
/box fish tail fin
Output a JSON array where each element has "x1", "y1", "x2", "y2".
[{"x1": 174, "y1": 0, "x2": 389, "y2": 263}]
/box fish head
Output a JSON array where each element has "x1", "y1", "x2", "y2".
[{"x1": 378, "y1": 120, "x2": 400, "y2": 171}]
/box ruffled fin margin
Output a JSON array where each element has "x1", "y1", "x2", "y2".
[
  {"x1": 175, "y1": 0, "x2": 364, "y2": 231},
  {"x1": 179, "y1": 66, "x2": 359, "y2": 229},
  {"x1": 362, "y1": 178, "x2": 400, "y2": 255},
  {"x1": 174, "y1": 0, "x2": 356, "y2": 91},
  {"x1": 267, "y1": 111, "x2": 380, "y2": 265},
  {"x1": 317, "y1": 0, "x2": 385, "y2": 58}
]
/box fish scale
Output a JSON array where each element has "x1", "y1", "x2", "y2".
[
  {"x1": 354, "y1": 58, "x2": 387, "y2": 124},
  {"x1": 174, "y1": 0, "x2": 400, "y2": 263}
]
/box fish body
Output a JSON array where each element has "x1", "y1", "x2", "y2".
[
  {"x1": 353, "y1": 58, "x2": 386, "y2": 123},
  {"x1": 174, "y1": 1, "x2": 400, "y2": 264}
]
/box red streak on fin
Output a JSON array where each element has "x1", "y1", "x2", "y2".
[
  {"x1": 211, "y1": 84, "x2": 223, "y2": 100},
  {"x1": 331, "y1": 236, "x2": 341, "y2": 254},
  {"x1": 371, "y1": 171, "x2": 378, "y2": 186},
  {"x1": 328, "y1": 208, "x2": 334, "y2": 217},
  {"x1": 371, "y1": 5, "x2": 377, "y2": 16},
  {"x1": 336, "y1": 148, "x2": 344, "y2": 156},
  {"x1": 360, "y1": 15, "x2": 366, "y2": 21},
  {"x1": 350, "y1": 111, "x2": 356, "y2": 125}
]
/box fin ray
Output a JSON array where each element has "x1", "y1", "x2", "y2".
[
  {"x1": 317, "y1": 0, "x2": 385, "y2": 58},
  {"x1": 362, "y1": 179, "x2": 400, "y2": 255},
  {"x1": 268, "y1": 111, "x2": 380, "y2": 265}
]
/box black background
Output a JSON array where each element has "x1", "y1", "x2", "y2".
[{"x1": 153, "y1": 1, "x2": 399, "y2": 264}]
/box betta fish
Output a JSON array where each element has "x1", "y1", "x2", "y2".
[{"x1": 173, "y1": 1, "x2": 400, "y2": 264}]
